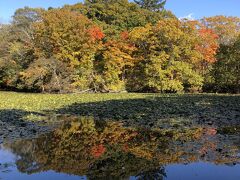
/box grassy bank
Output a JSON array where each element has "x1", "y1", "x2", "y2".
[
  {"x1": 0, "y1": 91, "x2": 148, "y2": 112},
  {"x1": 0, "y1": 91, "x2": 239, "y2": 124}
]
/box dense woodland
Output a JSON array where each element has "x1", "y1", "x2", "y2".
[{"x1": 0, "y1": 0, "x2": 239, "y2": 93}]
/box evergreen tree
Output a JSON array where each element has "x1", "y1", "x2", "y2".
[{"x1": 134, "y1": 0, "x2": 166, "y2": 11}]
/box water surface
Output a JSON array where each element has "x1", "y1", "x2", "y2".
[{"x1": 1, "y1": 116, "x2": 240, "y2": 179}]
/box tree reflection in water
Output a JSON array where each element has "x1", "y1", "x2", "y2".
[{"x1": 3, "y1": 116, "x2": 240, "y2": 179}]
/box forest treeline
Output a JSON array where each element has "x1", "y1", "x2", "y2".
[{"x1": 0, "y1": 0, "x2": 239, "y2": 93}]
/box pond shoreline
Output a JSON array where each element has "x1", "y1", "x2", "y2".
[{"x1": 0, "y1": 92, "x2": 239, "y2": 144}]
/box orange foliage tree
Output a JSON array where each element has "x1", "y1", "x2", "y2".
[{"x1": 195, "y1": 27, "x2": 219, "y2": 75}]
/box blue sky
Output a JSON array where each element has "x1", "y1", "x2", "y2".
[
  {"x1": 0, "y1": 0, "x2": 240, "y2": 23},
  {"x1": 165, "y1": 0, "x2": 240, "y2": 20}
]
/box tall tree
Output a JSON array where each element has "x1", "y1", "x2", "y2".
[
  {"x1": 0, "y1": 7, "x2": 43, "y2": 89},
  {"x1": 12, "y1": 7, "x2": 44, "y2": 44},
  {"x1": 194, "y1": 26, "x2": 219, "y2": 76},
  {"x1": 64, "y1": 0, "x2": 173, "y2": 36},
  {"x1": 134, "y1": 0, "x2": 166, "y2": 11}
]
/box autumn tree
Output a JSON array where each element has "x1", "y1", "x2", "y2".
[
  {"x1": 196, "y1": 28, "x2": 218, "y2": 64},
  {"x1": 0, "y1": 8, "x2": 43, "y2": 89},
  {"x1": 0, "y1": 2, "x2": 239, "y2": 93},
  {"x1": 201, "y1": 16, "x2": 240, "y2": 45},
  {"x1": 200, "y1": 16, "x2": 240, "y2": 93},
  {"x1": 191, "y1": 23, "x2": 219, "y2": 78},
  {"x1": 94, "y1": 32, "x2": 135, "y2": 92},
  {"x1": 19, "y1": 57, "x2": 73, "y2": 92},
  {"x1": 32, "y1": 9, "x2": 105, "y2": 91},
  {"x1": 127, "y1": 19, "x2": 203, "y2": 92}
]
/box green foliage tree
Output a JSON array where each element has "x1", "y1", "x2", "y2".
[
  {"x1": 134, "y1": 0, "x2": 166, "y2": 11},
  {"x1": 209, "y1": 35, "x2": 240, "y2": 93},
  {"x1": 64, "y1": 0, "x2": 174, "y2": 36}
]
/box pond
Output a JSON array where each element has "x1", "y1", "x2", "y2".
[{"x1": 1, "y1": 116, "x2": 240, "y2": 180}]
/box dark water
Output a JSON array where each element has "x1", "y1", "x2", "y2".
[{"x1": 1, "y1": 116, "x2": 240, "y2": 180}]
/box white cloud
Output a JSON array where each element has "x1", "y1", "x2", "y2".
[{"x1": 179, "y1": 13, "x2": 195, "y2": 21}]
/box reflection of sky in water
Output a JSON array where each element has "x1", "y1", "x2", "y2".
[
  {"x1": 1, "y1": 170, "x2": 84, "y2": 180},
  {"x1": 0, "y1": 146, "x2": 85, "y2": 180},
  {"x1": 0, "y1": 146, "x2": 16, "y2": 163},
  {"x1": 165, "y1": 163, "x2": 240, "y2": 180},
  {"x1": 130, "y1": 163, "x2": 240, "y2": 180}
]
